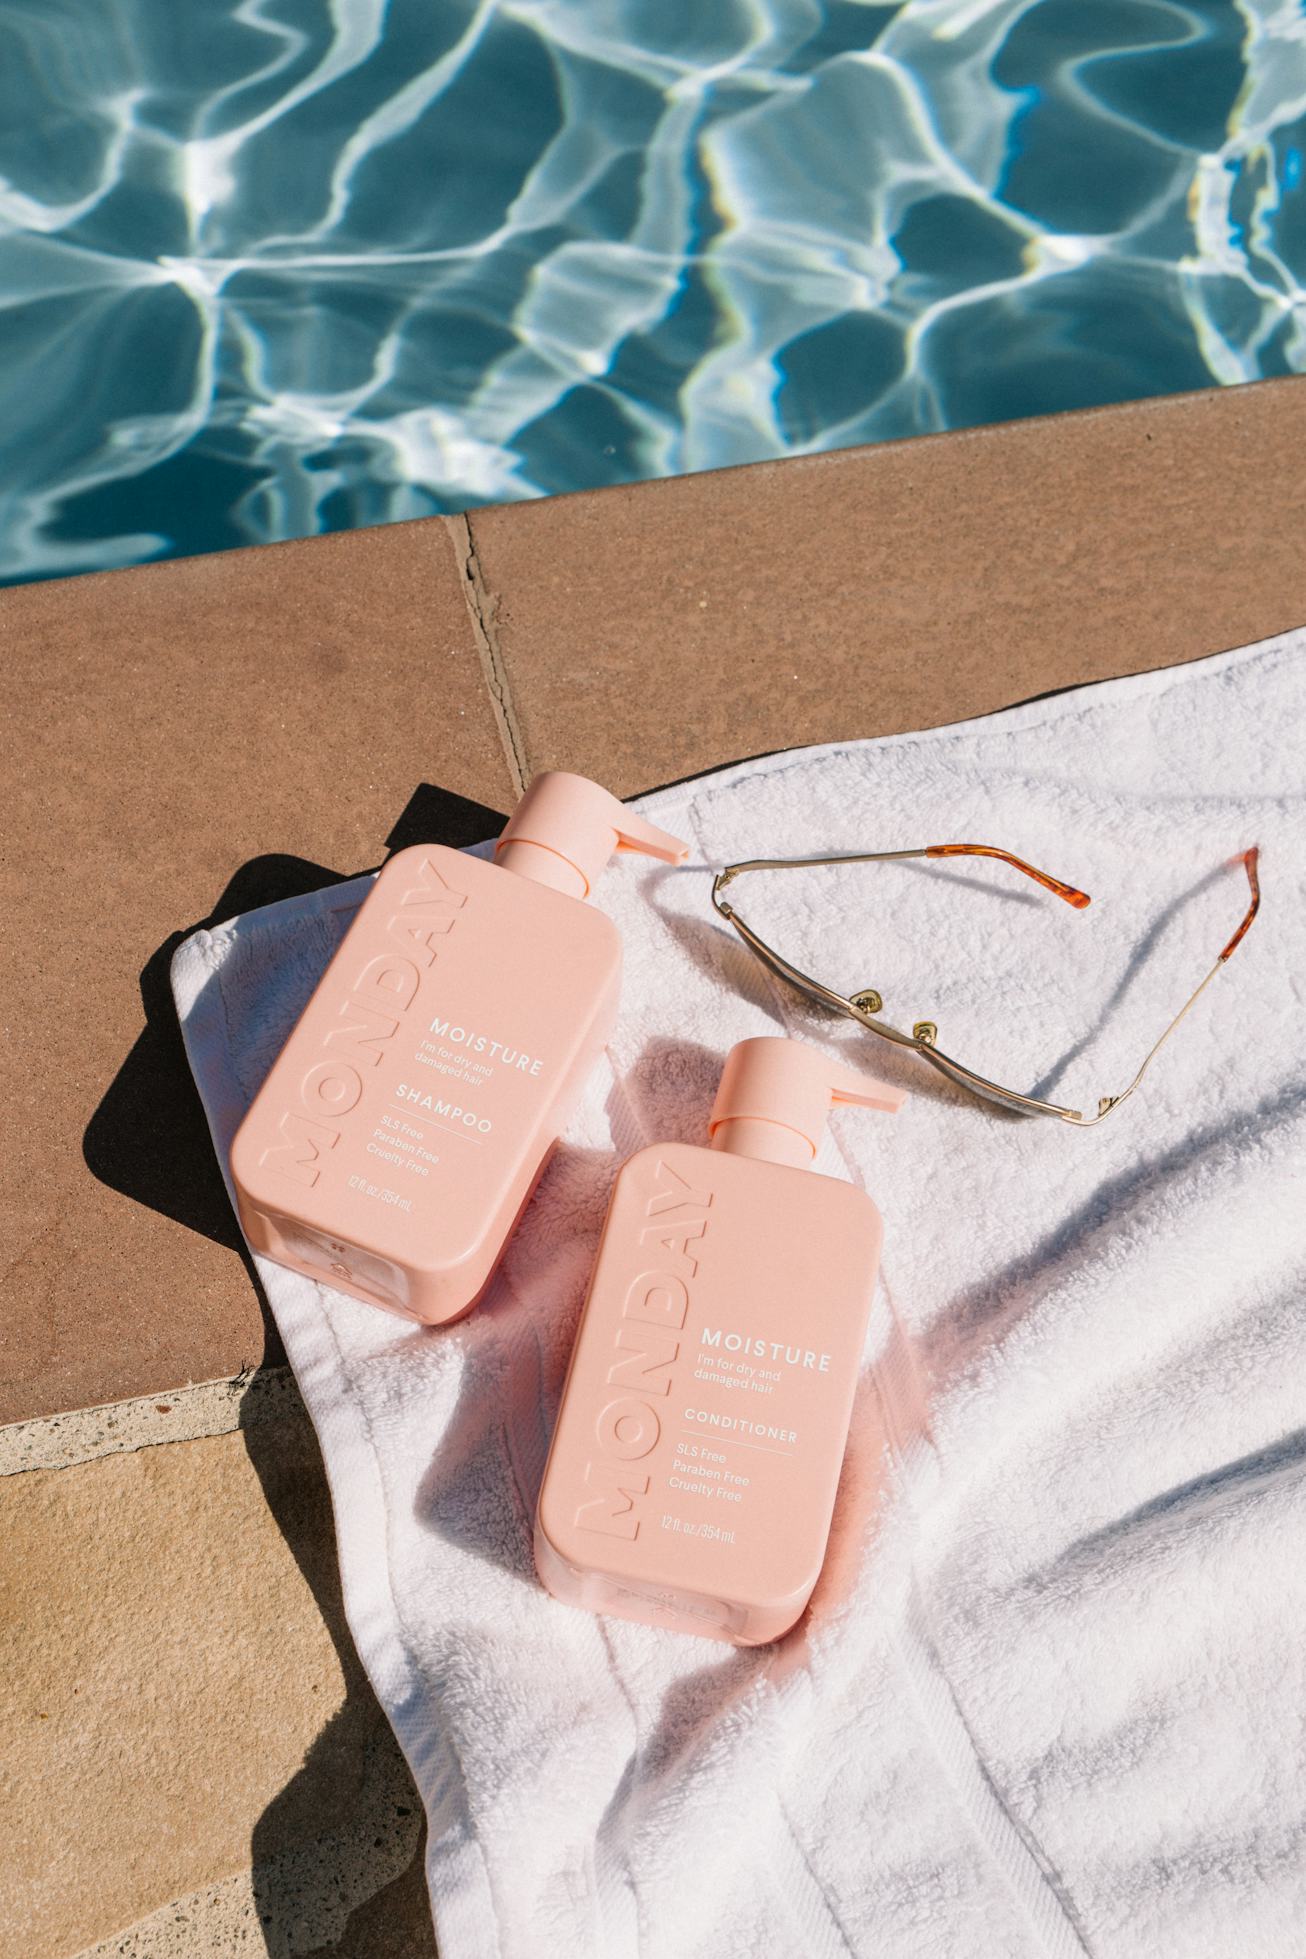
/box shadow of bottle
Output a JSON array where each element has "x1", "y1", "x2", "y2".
[{"x1": 82, "y1": 784, "x2": 508, "y2": 1357}]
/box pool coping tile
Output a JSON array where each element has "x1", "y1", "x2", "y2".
[
  {"x1": 2, "y1": 378, "x2": 1305, "y2": 1426},
  {"x1": 0, "y1": 517, "x2": 515, "y2": 1427},
  {"x1": 466, "y1": 378, "x2": 1306, "y2": 796}
]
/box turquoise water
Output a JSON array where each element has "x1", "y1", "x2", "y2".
[{"x1": 2, "y1": 0, "x2": 1304, "y2": 585}]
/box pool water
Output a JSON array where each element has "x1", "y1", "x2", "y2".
[{"x1": 2, "y1": 0, "x2": 1304, "y2": 585}]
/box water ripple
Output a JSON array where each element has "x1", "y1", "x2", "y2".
[{"x1": 1, "y1": 0, "x2": 1303, "y2": 582}]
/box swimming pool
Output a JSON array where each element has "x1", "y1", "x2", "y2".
[{"x1": 2, "y1": 0, "x2": 1303, "y2": 586}]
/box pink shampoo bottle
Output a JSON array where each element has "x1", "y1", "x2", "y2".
[
  {"x1": 230, "y1": 773, "x2": 686, "y2": 1325},
  {"x1": 535, "y1": 1036, "x2": 904, "y2": 1644}
]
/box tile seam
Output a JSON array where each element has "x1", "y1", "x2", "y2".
[
  {"x1": 0, "y1": 1365, "x2": 303, "y2": 1477},
  {"x1": 443, "y1": 512, "x2": 529, "y2": 797}
]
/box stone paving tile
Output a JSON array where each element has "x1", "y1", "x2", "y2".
[
  {"x1": 0, "y1": 519, "x2": 515, "y2": 1426},
  {"x1": 0, "y1": 1385, "x2": 435, "y2": 1959},
  {"x1": 468, "y1": 378, "x2": 1306, "y2": 795},
  {"x1": 72, "y1": 1840, "x2": 437, "y2": 1957}
]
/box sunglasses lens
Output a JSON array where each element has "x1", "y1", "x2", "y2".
[
  {"x1": 926, "y1": 1049, "x2": 1053, "y2": 1117},
  {"x1": 751, "y1": 945, "x2": 850, "y2": 1017}
]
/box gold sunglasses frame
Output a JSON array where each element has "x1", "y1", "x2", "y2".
[{"x1": 711, "y1": 843, "x2": 1261, "y2": 1125}]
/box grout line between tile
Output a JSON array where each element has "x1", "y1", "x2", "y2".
[
  {"x1": 0, "y1": 1366, "x2": 304, "y2": 1478},
  {"x1": 443, "y1": 512, "x2": 529, "y2": 797}
]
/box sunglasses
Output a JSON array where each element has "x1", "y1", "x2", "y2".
[{"x1": 711, "y1": 842, "x2": 1261, "y2": 1124}]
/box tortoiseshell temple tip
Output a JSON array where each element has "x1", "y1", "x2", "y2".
[
  {"x1": 1219, "y1": 846, "x2": 1261, "y2": 962},
  {"x1": 924, "y1": 843, "x2": 1091, "y2": 909}
]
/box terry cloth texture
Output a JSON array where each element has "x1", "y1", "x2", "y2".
[{"x1": 174, "y1": 631, "x2": 1305, "y2": 1959}]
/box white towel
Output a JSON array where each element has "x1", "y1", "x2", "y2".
[{"x1": 173, "y1": 631, "x2": 1305, "y2": 1959}]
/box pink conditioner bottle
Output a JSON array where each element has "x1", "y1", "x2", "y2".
[
  {"x1": 535, "y1": 1036, "x2": 904, "y2": 1644},
  {"x1": 230, "y1": 773, "x2": 687, "y2": 1325}
]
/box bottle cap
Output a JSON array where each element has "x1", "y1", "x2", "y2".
[
  {"x1": 495, "y1": 772, "x2": 688, "y2": 898},
  {"x1": 708, "y1": 1036, "x2": 904, "y2": 1167}
]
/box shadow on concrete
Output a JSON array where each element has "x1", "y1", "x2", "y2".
[
  {"x1": 240, "y1": 1380, "x2": 438, "y2": 1957},
  {"x1": 82, "y1": 851, "x2": 346, "y2": 1361}
]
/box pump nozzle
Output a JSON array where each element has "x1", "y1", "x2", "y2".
[
  {"x1": 495, "y1": 772, "x2": 688, "y2": 898},
  {"x1": 709, "y1": 1036, "x2": 904, "y2": 1167}
]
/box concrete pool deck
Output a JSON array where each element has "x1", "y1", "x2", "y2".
[{"x1": 3, "y1": 377, "x2": 1305, "y2": 1953}]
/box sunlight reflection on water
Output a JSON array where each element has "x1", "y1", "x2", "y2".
[{"x1": 1, "y1": 0, "x2": 1303, "y2": 583}]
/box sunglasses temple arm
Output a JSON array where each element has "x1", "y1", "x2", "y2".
[
  {"x1": 1078, "y1": 850, "x2": 1260, "y2": 1124},
  {"x1": 1075, "y1": 962, "x2": 1223, "y2": 1123}
]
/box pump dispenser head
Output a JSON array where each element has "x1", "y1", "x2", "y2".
[
  {"x1": 709, "y1": 1036, "x2": 904, "y2": 1167},
  {"x1": 495, "y1": 771, "x2": 688, "y2": 898}
]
